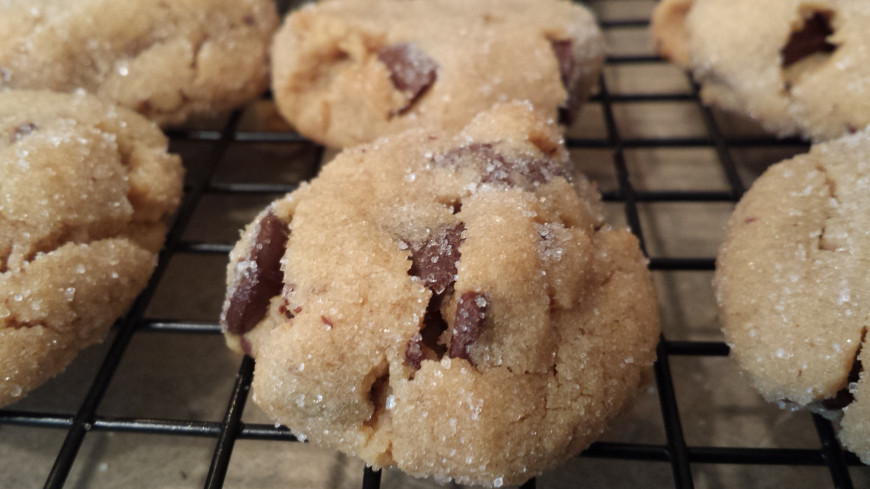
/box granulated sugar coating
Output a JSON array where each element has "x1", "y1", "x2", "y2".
[
  {"x1": 715, "y1": 128, "x2": 870, "y2": 462},
  {"x1": 0, "y1": 89, "x2": 183, "y2": 407},
  {"x1": 0, "y1": 0, "x2": 278, "y2": 127},
  {"x1": 270, "y1": 0, "x2": 604, "y2": 147},
  {"x1": 221, "y1": 103, "x2": 660, "y2": 486},
  {"x1": 652, "y1": 0, "x2": 870, "y2": 141}
]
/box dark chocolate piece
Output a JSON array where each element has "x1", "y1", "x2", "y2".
[
  {"x1": 377, "y1": 43, "x2": 438, "y2": 112},
  {"x1": 449, "y1": 291, "x2": 488, "y2": 362},
  {"x1": 222, "y1": 212, "x2": 289, "y2": 335},
  {"x1": 405, "y1": 333, "x2": 425, "y2": 370},
  {"x1": 407, "y1": 223, "x2": 465, "y2": 295},
  {"x1": 781, "y1": 11, "x2": 837, "y2": 68},
  {"x1": 439, "y1": 143, "x2": 570, "y2": 186},
  {"x1": 404, "y1": 224, "x2": 463, "y2": 369},
  {"x1": 405, "y1": 298, "x2": 450, "y2": 368}
]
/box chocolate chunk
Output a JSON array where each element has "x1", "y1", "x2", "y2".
[
  {"x1": 449, "y1": 292, "x2": 488, "y2": 362},
  {"x1": 405, "y1": 224, "x2": 463, "y2": 369},
  {"x1": 377, "y1": 43, "x2": 438, "y2": 112},
  {"x1": 407, "y1": 223, "x2": 465, "y2": 295},
  {"x1": 438, "y1": 142, "x2": 504, "y2": 175},
  {"x1": 406, "y1": 333, "x2": 425, "y2": 369},
  {"x1": 222, "y1": 212, "x2": 289, "y2": 335},
  {"x1": 439, "y1": 143, "x2": 570, "y2": 186},
  {"x1": 405, "y1": 285, "x2": 451, "y2": 370},
  {"x1": 550, "y1": 39, "x2": 579, "y2": 125},
  {"x1": 12, "y1": 123, "x2": 37, "y2": 141},
  {"x1": 781, "y1": 11, "x2": 837, "y2": 68},
  {"x1": 519, "y1": 156, "x2": 570, "y2": 185}
]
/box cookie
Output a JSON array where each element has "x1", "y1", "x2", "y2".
[
  {"x1": 714, "y1": 129, "x2": 870, "y2": 462},
  {"x1": 220, "y1": 103, "x2": 659, "y2": 486},
  {"x1": 0, "y1": 90, "x2": 183, "y2": 407},
  {"x1": 652, "y1": 0, "x2": 870, "y2": 141},
  {"x1": 271, "y1": 0, "x2": 604, "y2": 148},
  {"x1": 0, "y1": 0, "x2": 279, "y2": 127}
]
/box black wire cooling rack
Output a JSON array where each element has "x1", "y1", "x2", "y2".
[{"x1": 1, "y1": 1, "x2": 868, "y2": 488}]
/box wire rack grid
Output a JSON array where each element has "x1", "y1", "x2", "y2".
[{"x1": 1, "y1": 1, "x2": 869, "y2": 488}]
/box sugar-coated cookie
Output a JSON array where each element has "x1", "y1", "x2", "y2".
[
  {"x1": 0, "y1": 0, "x2": 279, "y2": 127},
  {"x1": 271, "y1": 0, "x2": 604, "y2": 147},
  {"x1": 0, "y1": 90, "x2": 183, "y2": 407},
  {"x1": 715, "y1": 129, "x2": 870, "y2": 462},
  {"x1": 652, "y1": 0, "x2": 870, "y2": 141},
  {"x1": 220, "y1": 103, "x2": 659, "y2": 486}
]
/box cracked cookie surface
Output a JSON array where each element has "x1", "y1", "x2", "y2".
[
  {"x1": 652, "y1": 0, "x2": 870, "y2": 141},
  {"x1": 715, "y1": 128, "x2": 870, "y2": 462},
  {"x1": 221, "y1": 103, "x2": 659, "y2": 486},
  {"x1": 0, "y1": 89, "x2": 183, "y2": 407},
  {"x1": 0, "y1": 0, "x2": 279, "y2": 127},
  {"x1": 271, "y1": 0, "x2": 604, "y2": 148}
]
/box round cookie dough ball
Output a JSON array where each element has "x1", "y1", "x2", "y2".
[
  {"x1": 271, "y1": 0, "x2": 604, "y2": 147},
  {"x1": 0, "y1": 0, "x2": 279, "y2": 127},
  {"x1": 221, "y1": 103, "x2": 660, "y2": 486},
  {"x1": 715, "y1": 129, "x2": 870, "y2": 462},
  {"x1": 0, "y1": 89, "x2": 183, "y2": 407},
  {"x1": 652, "y1": 0, "x2": 870, "y2": 141}
]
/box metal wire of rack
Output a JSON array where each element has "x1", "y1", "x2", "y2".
[{"x1": 1, "y1": 1, "x2": 868, "y2": 488}]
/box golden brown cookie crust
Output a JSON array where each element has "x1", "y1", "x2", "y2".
[
  {"x1": 0, "y1": 0, "x2": 279, "y2": 126},
  {"x1": 221, "y1": 103, "x2": 659, "y2": 486},
  {"x1": 652, "y1": 0, "x2": 870, "y2": 141},
  {"x1": 271, "y1": 0, "x2": 604, "y2": 148},
  {"x1": 0, "y1": 90, "x2": 184, "y2": 407},
  {"x1": 715, "y1": 129, "x2": 870, "y2": 462}
]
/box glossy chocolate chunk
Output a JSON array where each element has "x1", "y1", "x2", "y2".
[
  {"x1": 405, "y1": 274, "x2": 454, "y2": 369},
  {"x1": 378, "y1": 43, "x2": 438, "y2": 111},
  {"x1": 405, "y1": 223, "x2": 464, "y2": 369},
  {"x1": 781, "y1": 11, "x2": 837, "y2": 68},
  {"x1": 223, "y1": 212, "x2": 289, "y2": 335},
  {"x1": 439, "y1": 143, "x2": 569, "y2": 186},
  {"x1": 449, "y1": 291, "x2": 487, "y2": 362},
  {"x1": 407, "y1": 223, "x2": 465, "y2": 295},
  {"x1": 406, "y1": 333, "x2": 425, "y2": 369}
]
